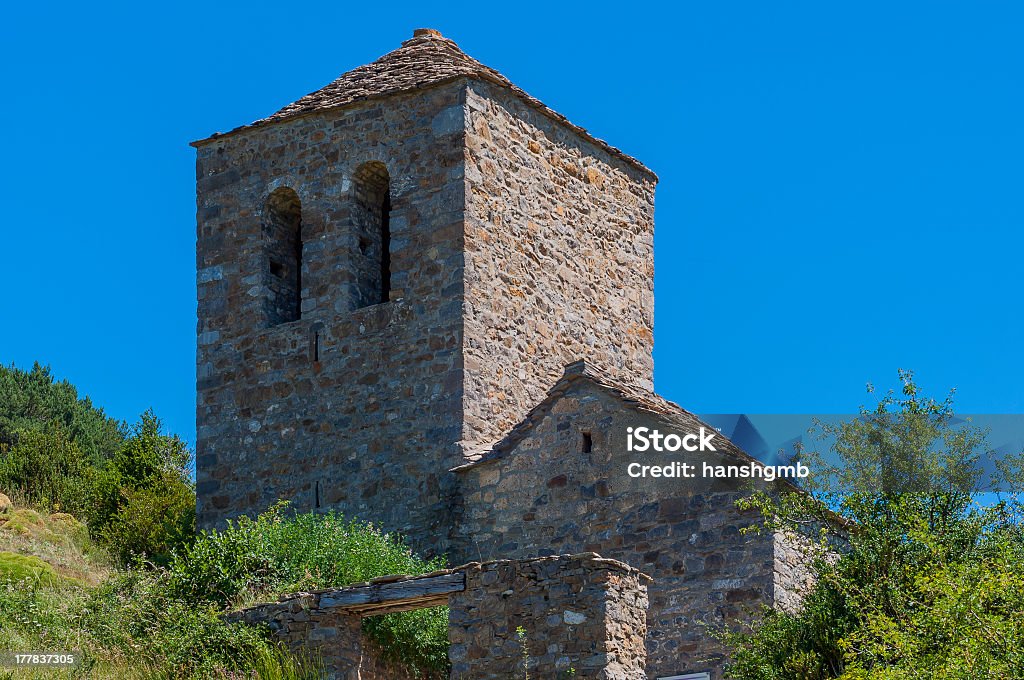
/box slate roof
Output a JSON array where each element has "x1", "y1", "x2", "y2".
[
  {"x1": 193, "y1": 29, "x2": 655, "y2": 179},
  {"x1": 452, "y1": 359, "x2": 771, "y2": 472}
]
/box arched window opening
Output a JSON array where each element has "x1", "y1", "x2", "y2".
[
  {"x1": 264, "y1": 187, "x2": 303, "y2": 326},
  {"x1": 352, "y1": 162, "x2": 391, "y2": 308}
]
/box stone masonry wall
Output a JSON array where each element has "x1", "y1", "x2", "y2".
[
  {"x1": 461, "y1": 80, "x2": 657, "y2": 449},
  {"x1": 226, "y1": 595, "x2": 416, "y2": 680},
  {"x1": 194, "y1": 81, "x2": 468, "y2": 554},
  {"x1": 773, "y1": 530, "x2": 819, "y2": 615},
  {"x1": 453, "y1": 380, "x2": 780, "y2": 679},
  {"x1": 449, "y1": 554, "x2": 649, "y2": 679}
]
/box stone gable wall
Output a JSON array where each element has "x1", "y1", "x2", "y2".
[
  {"x1": 194, "y1": 81, "x2": 468, "y2": 554},
  {"x1": 453, "y1": 381, "x2": 779, "y2": 678},
  {"x1": 461, "y1": 80, "x2": 656, "y2": 449}
]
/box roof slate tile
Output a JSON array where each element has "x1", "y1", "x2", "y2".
[{"x1": 193, "y1": 29, "x2": 655, "y2": 179}]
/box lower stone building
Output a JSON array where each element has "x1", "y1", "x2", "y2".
[
  {"x1": 192, "y1": 29, "x2": 810, "y2": 678},
  {"x1": 451, "y1": 361, "x2": 809, "y2": 675}
]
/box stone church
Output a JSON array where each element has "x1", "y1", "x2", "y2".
[{"x1": 193, "y1": 29, "x2": 806, "y2": 678}]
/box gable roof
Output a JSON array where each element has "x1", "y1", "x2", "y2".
[
  {"x1": 192, "y1": 29, "x2": 656, "y2": 179},
  {"x1": 452, "y1": 359, "x2": 770, "y2": 473}
]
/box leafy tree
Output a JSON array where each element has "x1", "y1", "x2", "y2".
[
  {"x1": 0, "y1": 362, "x2": 196, "y2": 564},
  {"x1": 723, "y1": 370, "x2": 1024, "y2": 679},
  {"x1": 88, "y1": 410, "x2": 195, "y2": 565}
]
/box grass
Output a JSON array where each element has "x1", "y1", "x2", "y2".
[
  {"x1": 0, "y1": 499, "x2": 320, "y2": 679},
  {"x1": 0, "y1": 567, "x2": 321, "y2": 680},
  {"x1": 0, "y1": 553, "x2": 61, "y2": 586},
  {"x1": 0, "y1": 507, "x2": 108, "y2": 586}
]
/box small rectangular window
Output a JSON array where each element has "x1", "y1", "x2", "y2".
[{"x1": 582, "y1": 432, "x2": 593, "y2": 453}]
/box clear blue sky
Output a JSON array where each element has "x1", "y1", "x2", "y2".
[{"x1": 2, "y1": 1, "x2": 1022, "y2": 446}]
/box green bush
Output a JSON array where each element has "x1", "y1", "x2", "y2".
[
  {"x1": 166, "y1": 503, "x2": 450, "y2": 676},
  {"x1": 723, "y1": 372, "x2": 1024, "y2": 678},
  {"x1": 168, "y1": 502, "x2": 443, "y2": 603},
  {"x1": 99, "y1": 473, "x2": 196, "y2": 567},
  {"x1": 0, "y1": 426, "x2": 91, "y2": 515}
]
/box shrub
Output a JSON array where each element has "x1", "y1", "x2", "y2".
[
  {"x1": 100, "y1": 473, "x2": 196, "y2": 567},
  {"x1": 0, "y1": 426, "x2": 91, "y2": 515},
  {"x1": 167, "y1": 503, "x2": 450, "y2": 677},
  {"x1": 723, "y1": 372, "x2": 1024, "y2": 678},
  {"x1": 167, "y1": 502, "x2": 446, "y2": 604}
]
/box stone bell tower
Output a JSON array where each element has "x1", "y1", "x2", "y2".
[{"x1": 192, "y1": 29, "x2": 657, "y2": 554}]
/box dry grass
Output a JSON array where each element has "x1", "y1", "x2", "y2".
[{"x1": 0, "y1": 506, "x2": 109, "y2": 586}]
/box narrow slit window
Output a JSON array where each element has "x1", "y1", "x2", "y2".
[
  {"x1": 380, "y1": 193, "x2": 391, "y2": 303},
  {"x1": 309, "y1": 324, "x2": 324, "y2": 363},
  {"x1": 582, "y1": 432, "x2": 593, "y2": 453}
]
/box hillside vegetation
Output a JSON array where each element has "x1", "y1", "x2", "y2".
[
  {"x1": 723, "y1": 372, "x2": 1024, "y2": 679},
  {"x1": 0, "y1": 504, "x2": 108, "y2": 586},
  {"x1": 0, "y1": 363, "x2": 449, "y2": 678},
  {"x1": 0, "y1": 363, "x2": 194, "y2": 567}
]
